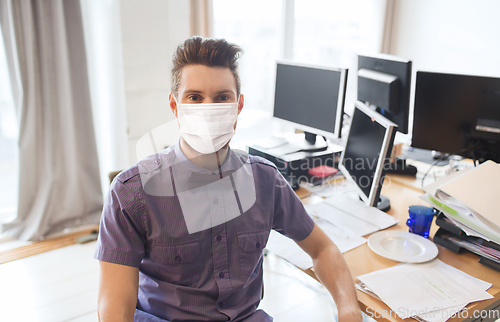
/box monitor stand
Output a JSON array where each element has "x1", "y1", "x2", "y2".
[
  {"x1": 376, "y1": 195, "x2": 391, "y2": 212},
  {"x1": 287, "y1": 132, "x2": 328, "y2": 152}
]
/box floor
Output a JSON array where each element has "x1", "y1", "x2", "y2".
[{"x1": 0, "y1": 241, "x2": 375, "y2": 322}]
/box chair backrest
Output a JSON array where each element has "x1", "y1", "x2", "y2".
[{"x1": 108, "y1": 170, "x2": 122, "y2": 184}]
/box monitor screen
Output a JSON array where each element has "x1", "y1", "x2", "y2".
[
  {"x1": 357, "y1": 54, "x2": 412, "y2": 134},
  {"x1": 339, "y1": 101, "x2": 397, "y2": 207},
  {"x1": 273, "y1": 61, "x2": 348, "y2": 139},
  {"x1": 412, "y1": 71, "x2": 500, "y2": 161}
]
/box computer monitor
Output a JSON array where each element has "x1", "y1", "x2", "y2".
[
  {"x1": 357, "y1": 54, "x2": 412, "y2": 134},
  {"x1": 339, "y1": 101, "x2": 397, "y2": 211},
  {"x1": 273, "y1": 61, "x2": 348, "y2": 143},
  {"x1": 412, "y1": 71, "x2": 500, "y2": 163}
]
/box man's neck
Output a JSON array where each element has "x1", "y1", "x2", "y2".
[{"x1": 179, "y1": 138, "x2": 229, "y2": 171}]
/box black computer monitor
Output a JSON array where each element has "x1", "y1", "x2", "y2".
[
  {"x1": 339, "y1": 101, "x2": 397, "y2": 211},
  {"x1": 273, "y1": 61, "x2": 348, "y2": 143},
  {"x1": 412, "y1": 71, "x2": 500, "y2": 163},
  {"x1": 357, "y1": 54, "x2": 412, "y2": 134}
]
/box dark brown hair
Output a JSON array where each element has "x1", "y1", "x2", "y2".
[{"x1": 171, "y1": 36, "x2": 243, "y2": 98}]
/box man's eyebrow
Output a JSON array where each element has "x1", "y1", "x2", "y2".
[
  {"x1": 216, "y1": 90, "x2": 235, "y2": 95},
  {"x1": 182, "y1": 89, "x2": 235, "y2": 95},
  {"x1": 182, "y1": 90, "x2": 203, "y2": 94}
]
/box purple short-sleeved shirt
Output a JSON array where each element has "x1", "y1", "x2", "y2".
[{"x1": 94, "y1": 142, "x2": 315, "y2": 321}]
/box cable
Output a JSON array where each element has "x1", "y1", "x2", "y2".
[{"x1": 420, "y1": 144, "x2": 479, "y2": 189}]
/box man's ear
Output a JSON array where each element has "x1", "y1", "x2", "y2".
[
  {"x1": 237, "y1": 94, "x2": 244, "y2": 115},
  {"x1": 169, "y1": 93, "x2": 178, "y2": 118}
]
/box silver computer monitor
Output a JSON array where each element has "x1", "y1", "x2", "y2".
[
  {"x1": 339, "y1": 101, "x2": 397, "y2": 209},
  {"x1": 273, "y1": 61, "x2": 348, "y2": 140}
]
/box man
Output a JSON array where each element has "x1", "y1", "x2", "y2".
[{"x1": 95, "y1": 36, "x2": 362, "y2": 322}]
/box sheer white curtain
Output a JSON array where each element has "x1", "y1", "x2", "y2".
[{"x1": 0, "y1": 0, "x2": 103, "y2": 241}]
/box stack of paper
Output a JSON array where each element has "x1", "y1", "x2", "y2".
[
  {"x1": 306, "y1": 195, "x2": 399, "y2": 236},
  {"x1": 422, "y1": 160, "x2": 500, "y2": 245},
  {"x1": 266, "y1": 218, "x2": 367, "y2": 269},
  {"x1": 266, "y1": 195, "x2": 398, "y2": 269},
  {"x1": 357, "y1": 259, "x2": 493, "y2": 322}
]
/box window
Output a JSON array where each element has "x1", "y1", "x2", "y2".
[
  {"x1": 213, "y1": 0, "x2": 282, "y2": 113},
  {"x1": 0, "y1": 26, "x2": 19, "y2": 224},
  {"x1": 213, "y1": 0, "x2": 382, "y2": 115},
  {"x1": 294, "y1": 0, "x2": 378, "y2": 116}
]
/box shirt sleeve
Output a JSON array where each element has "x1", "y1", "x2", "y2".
[
  {"x1": 271, "y1": 170, "x2": 315, "y2": 241},
  {"x1": 94, "y1": 178, "x2": 146, "y2": 267}
]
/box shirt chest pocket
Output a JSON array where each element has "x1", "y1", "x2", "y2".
[
  {"x1": 151, "y1": 241, "x2": 203, "y2": 286},
  {"x1": 237, "y1": 230, "x2": 269, "y2": 277}
]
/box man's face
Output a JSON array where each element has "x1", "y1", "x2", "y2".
[{"x1": 169, "y1": 64, "x2": 244, "y2": 116}]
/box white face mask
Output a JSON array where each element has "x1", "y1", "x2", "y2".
[{"x1": 177, "y1": 100, "x2": 239, "y2": 154}]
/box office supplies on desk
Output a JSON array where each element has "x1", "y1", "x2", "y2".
[
  {"x1": 367, "y1": 231, "x2": 438, "y2": 263},
  {"x1": 357, "y1": 259, "x2": 493, "y2": 320},
  {"x1": 435, "y1": 160, "x2": 500, "y2": 230},
  {"x1": 308, "y1": 165, "x2": 338, "y2": 178},
  {"x1": 433, "y1": 212, "x2": 500, "y2": 272},
  {"x1": 323, "y1": 195, "x2": 399, "y2": 231},
  {"x1": 305, "y1": 195, "x2": 398, "y2": 237},
  {"x1": 422, "y1": 161, "x2": 500, "y2": 246},
  {"x1": 248, "y1": 144, "x2": 341, "y2": 191}
]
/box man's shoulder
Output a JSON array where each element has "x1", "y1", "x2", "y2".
[
  {"x1": 113, "y1": 146, "x2": 177, "y2": 185},
  {"x1": 247, "y1": 154, "x2": 278, "y2": 171}
]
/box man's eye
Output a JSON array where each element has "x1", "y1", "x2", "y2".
[
  {"x1": 218, "y1": 95, "x2": 230, "y2": 102},
  {"x1": 188, "y1": 95, "x2": 201, "y2": 102}
]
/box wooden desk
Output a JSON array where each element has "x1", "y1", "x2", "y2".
[{"x1": 299, "y1": 174, "x2": 500, "y2": 322}]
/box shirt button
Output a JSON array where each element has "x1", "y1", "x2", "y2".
[
  {"x1": 219, "y1": 272, "x2": 224, "y2": 278},
  {"x1": 174, "y1": 255, "x2": 182, "y2": 262},
  {"x1": 256, "y1": 242, "x2": 261, "y2": 248},
  {"x1": 213, "y1": 199, "x2": 219, "y2": 205},
  {"x1": 218, "y1": 302, "x2": 224, "y2": 308},
  {"x1": 216, "y1": 235, "x2": 222, "y2": 241}
]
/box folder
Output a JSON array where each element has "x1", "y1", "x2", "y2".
[
  {"x1": 436, "y1": 160, "x2": 500, "y2": 230},
  {"x1": 422, "y1": 160, "x2": 500, "y2": 245}
]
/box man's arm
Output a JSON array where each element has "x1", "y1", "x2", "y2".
[
  {"x1": 97, "y1": 261, "x2": 139, "y2": 322},
  {"x1": 295, "y1": 223, "x2": 363, "y2": 322}
]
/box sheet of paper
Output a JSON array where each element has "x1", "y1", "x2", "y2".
[
  {"x1": 266, "y1": 230, "x2": 312, "y2": 270},
  {"x1": 415, "y1": 305, "x2": 466, "y2": 322},
  {"x1": 300, "y1": 178, "x2": 357, "y2": 199},
  {"x1": 324, "y1": 195, "x2": 399, "y2": 230},
  {"x1": 266, "y1": 220, "x2": 366, "y2": 270},
  {"x1": 314, "y1": 218, "x2": 366, "y2": 253},
  {"x1": 357, "y1": 259, "x2": 493, "y2": 319},
  {"x1": 355, "y1": 282, "x2": 467, "y2": 322},
  {"x1": 415, "y1": 265, "x2": 491, "y2": 322},
  {"x1": 305, "y1": 202, "x2": 379, "y2": 236}
]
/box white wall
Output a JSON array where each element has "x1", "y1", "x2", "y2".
[
  {"x1": 390, "y1": 0, "x2": 500, "y2": 77},
  {"x1": 81, "y1": 0, "x2": 129, "y2": 195},
  {"x1": 119, "y1": 0, "x2": 190, "y2": 165}
]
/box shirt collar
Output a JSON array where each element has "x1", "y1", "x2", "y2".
[{"x1": 173, "y1": 139, "x2": 248, "y2": 175}]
